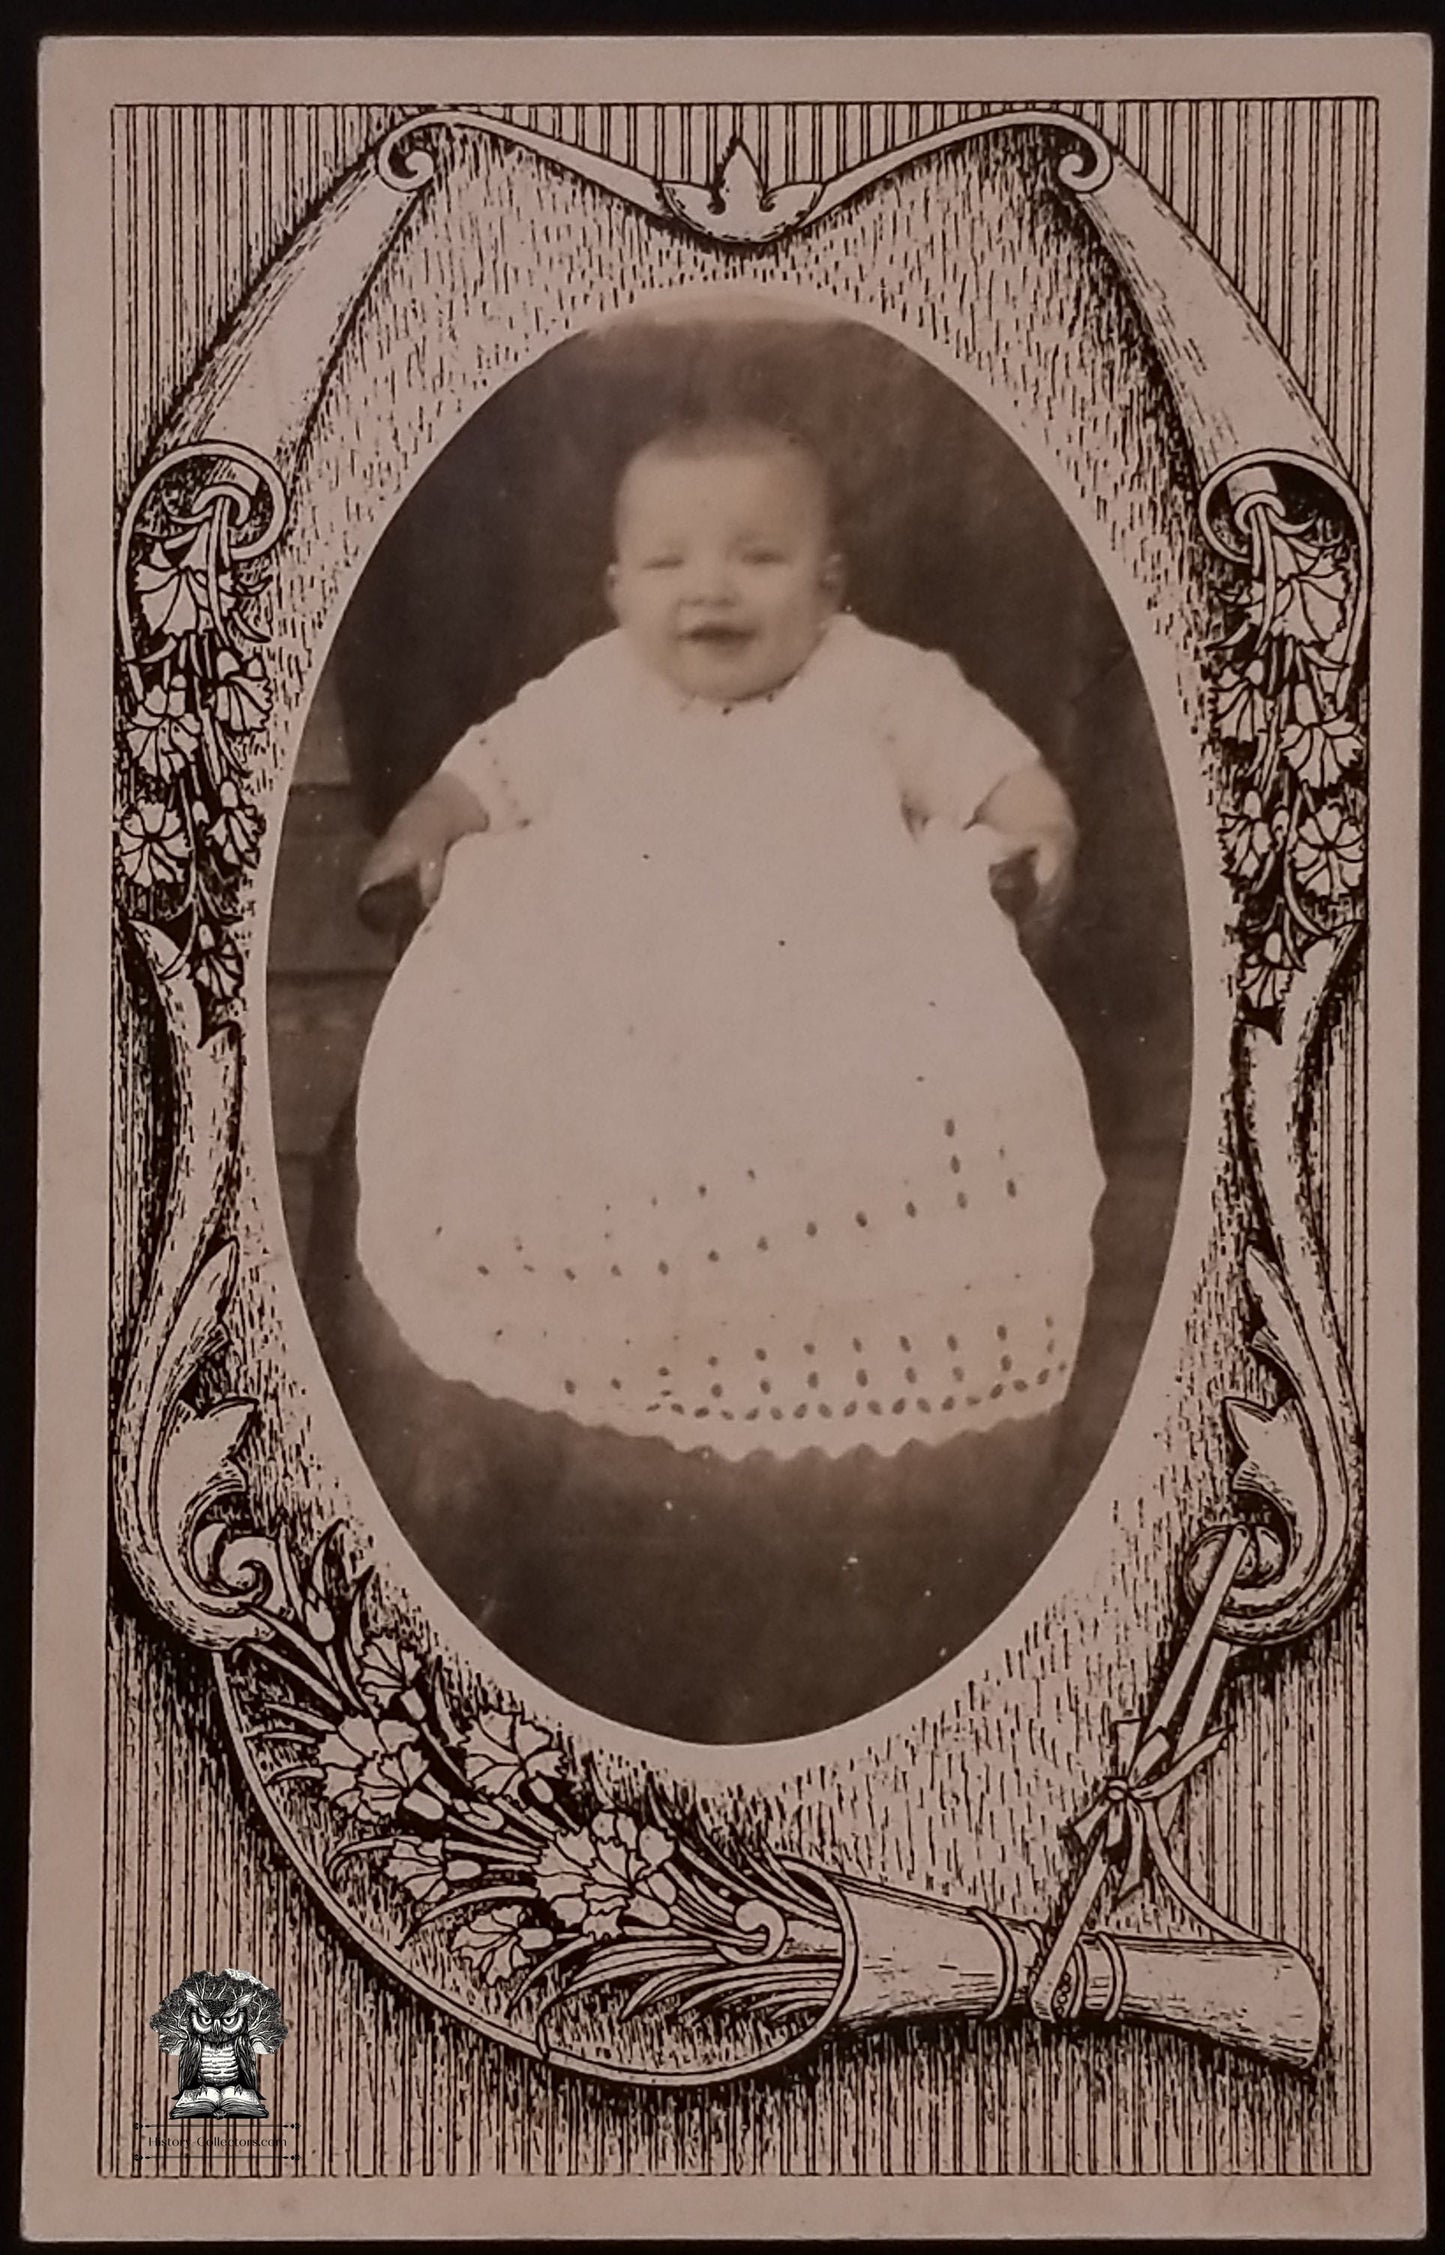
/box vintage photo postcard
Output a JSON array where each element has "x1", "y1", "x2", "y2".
[{"x1": 30, "y1": 32, "x2": 1426, "y2": 2239}]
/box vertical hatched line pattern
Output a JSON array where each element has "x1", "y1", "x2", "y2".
[
  {"x1": 109, "y1": 101, "x2": 1378, "y2": 491},
  {"x1": 108, "y1": 95, "x2": 1372, "y2": 2179}
]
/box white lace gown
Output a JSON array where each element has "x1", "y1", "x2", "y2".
[{"x1": 355, "y1": 615, "x2": 1104, "y2": 1462}]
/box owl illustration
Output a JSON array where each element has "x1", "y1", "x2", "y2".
[{"x1": 150, "y1": 1968, "x2": 288, "y2": 2120}]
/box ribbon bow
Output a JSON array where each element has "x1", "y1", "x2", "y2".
[{"x1": 1072, "y1": 1718, "x2": 1245, "y2": 1937}]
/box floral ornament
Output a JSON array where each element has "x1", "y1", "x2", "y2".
[
  {"x1": 461, "y1": 1711, "x2": 565, "y2": 1805},
  {"x1": 133, "y1": 526, "x2": 235, "y2": 641},
  {"x1": 1223, "y1": 790, "x2": 1281, "y2": 887},
  {"x1": 1212, "y1": 488, "x2": 1367, "y2": 1025},
  {"x1": 239, "y1": 1524, "x2": 841, "y2": 2043},
  {"x1": 384, "y1": 1835, "x2": 485, "y2": 1907},
  {"x1": 1278, "y1": 705, "x2": 1364, "y2": 794},
  {"x1": 192, "y1": 920, "x2": 244, "y2": 1002},
  {"x1": 316, "y1": 1715, "x2": 443, "y2": 1824},
  {"x1": 1280, "y1": 715, "x2": 1363, "y2": 796},
  {"x1": 454, "y1": 1903, "x2": 555, "y2": 1984},
  {"x1": 535, "y1": 1811, "x2": 679, "y2": 1939},
  {"x1": 114, "y1": 444, "x2": 287, "y2": 1021},
  {"x1": 126, "y1": 682, "x2": 202, "y2": 782},
  {"x1": 117, "y1": 799, "x2": 187, "y2": 891},
  {"x1": 1239, "y1": 922, "x2": 1299, "y2": 1016},
  {"x1": 212, "y1": 649, "x2": 272, "y2": 734},
  {"x1": 355, "y1": 1632, "x2": 425, "y2": 1716},
  {"x1": 208, "y1": 778, "x2": 260, "y2": 871},
  {"x1": 1292, "y1": 800, "x2": 1365, "y2": 900},
  {"x1": 1244, "y1": 521, "x2": 1350, "y2": 646},
  {"x1": 1215, "y1": 655, "x2": 1272, "y2": 747}
]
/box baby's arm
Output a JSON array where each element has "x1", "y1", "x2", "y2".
[
  {"x1": 975, "y1": 760, "x2": 1078, "y2": 927},
  {"x1": 882, "y1": 643, "x2": 1077, "y2": 931},
  {"x1": 357, "y1": 768, "x2": 489, "y2": 918},
  {"x1": 356, "y1": 641, "x2": 607, "y2": 922}
]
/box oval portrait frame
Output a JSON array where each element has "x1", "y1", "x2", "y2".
[
  {"x1": 111, "y1": 106, "x2": 1366, "y2": 2092},
  {"x1": 275, "y1": 272, "x2": 1202, "y2": 1763}
]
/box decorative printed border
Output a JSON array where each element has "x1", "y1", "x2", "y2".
[
  {"x1": 1205, "y1": 457, "x2": 1367, "y2": 1027},
  {"x1": 111, "y1": 105, "x2": 1365, "y2": 2094},
  {"x1": 115, "y1": 445, "x2": 286, "y2": 1018}
]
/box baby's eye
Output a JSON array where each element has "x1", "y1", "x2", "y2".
[
  {"x1": 739, "y1": 547, "x2": 785, "y2": 565},
  {"x1": 641, "y1": 554, "x2": 683, "y2": 571}
]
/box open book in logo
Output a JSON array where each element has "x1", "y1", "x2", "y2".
[{"x1": 149, "y1": 1969, "x2": 288, "y2": 2121}]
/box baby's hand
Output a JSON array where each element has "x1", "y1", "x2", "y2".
[
  {"x1": 358, "y1": 797, "x2": 454, "y2": 916},
  {"x1": 975, "y1": 763, "x2": 1077, "y2": 936},
  {"x1": 357, "y1": 771, "x2": 489, "y2": 924}
]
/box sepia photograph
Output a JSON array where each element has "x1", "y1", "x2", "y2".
[
  {"x1": 275, "y1": 301, "x2": 1190, "y2": 1742},
  {"x1": 29, "y1": 42, "x2": 1424, "y2": 2237}
]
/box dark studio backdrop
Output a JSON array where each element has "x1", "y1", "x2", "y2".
[
  {"x1": 282, "y1": 310, "x2": 1193, "y2": 1739},
  {"x1": 333, "y1": 311, "x2": 1191, "y2": 1181}
]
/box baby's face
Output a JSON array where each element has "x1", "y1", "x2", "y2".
[{"x1": 607, "y1": 449, "x2": 841, "y2": 704}]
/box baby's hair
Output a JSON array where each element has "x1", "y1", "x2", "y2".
[{"x1": 614, "y1": 417, "x2": 836, "y2": 539}]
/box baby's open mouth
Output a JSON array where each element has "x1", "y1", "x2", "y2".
[{"x1": 683, "y1": 622, "x2": 755, "y2": 647}]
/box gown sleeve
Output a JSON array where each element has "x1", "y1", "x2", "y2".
[
  {"x1": 878, "y1": 641, "x2": 1043, "y2": 829},
  {"x1": 436, "y1": 633, "x2": 613, "y2": 830}
]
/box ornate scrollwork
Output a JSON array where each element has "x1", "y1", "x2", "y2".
[
  {"x1": 1204, "y1": 454, "x2": 1368, "y2": 1030},
  {"x1": 109, "y1": 104, "x2": 1367, "y2": 2096},
  {"x1": 212, "y1": 1508, "x2": 1320, "y2": 2081},
  {"x1": 1029, "y1": 446, "x2": 1369, "y2": 2003},
  {"x1": 1033, "y1": 1527, "x2": 1292, "y2": 2013},
  {"x1": 110, "y1": 920, "x2": 261, "y2": 1647},
  {"x1": 373, "y1": 106, "x2": 1113, "y2": 250},
  {"x1": 1204, "y1": 1182, "x2": 1364, "y2": 1649},
  {"x1": 111, "y1": 441, "x2": 286, "y2": 1643},
  {"x1": 113, "y1": 838, "x2": 1327, "y2": 2078},
  {"x1": 114, "y1": 443, "x2": 287, "y2": 1019},
  {"x1": 213, "y1": 1515, "x2": 859, "y2": 2087},
  {"x1": 1189, "y1": 455, "x2": 1367, "y2": 1647}
]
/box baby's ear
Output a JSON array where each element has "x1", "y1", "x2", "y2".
[
  {"x1": 603, "y1": 561, "x2": 622, "y2": 619},
  {"x1": 820, "y1": 551, "x2": 845, "y2": 608}
]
